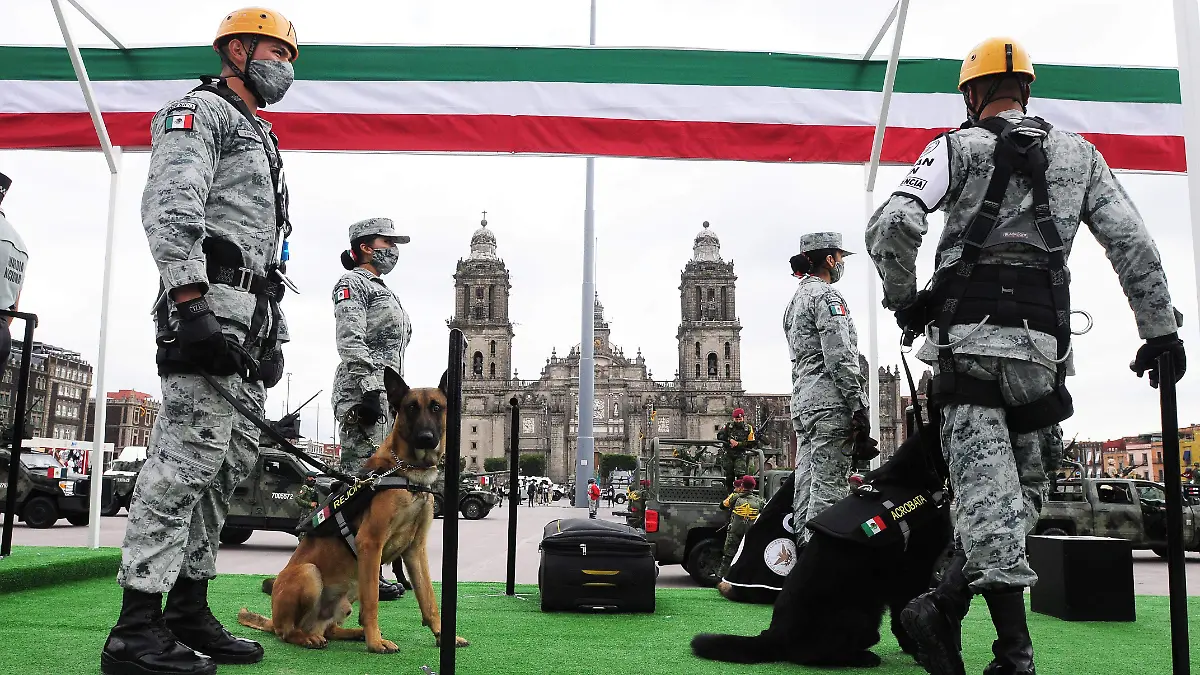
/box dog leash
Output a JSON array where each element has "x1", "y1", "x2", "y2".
[{"x1": 197, "y1": 368, "x2": 358, "y2": 484}]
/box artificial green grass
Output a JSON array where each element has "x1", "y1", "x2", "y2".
[
  {"x1": 0, "y1": 545, "x2": 120, "y2": 594},
  {"x1": 1, "y1": 576, "x2": 1198, "y2": 674}
]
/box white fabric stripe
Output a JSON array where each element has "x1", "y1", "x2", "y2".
[{"x1": 0, "y1": 79, "x2": 1182, "y2": 137}]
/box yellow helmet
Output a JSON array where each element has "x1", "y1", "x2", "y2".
[
  {"x1": 214, "y1": 7, "x2": 298, "y2": 61},
  {"x1": 959, "y1": 37, "x2": 1034, "y2": 91}
]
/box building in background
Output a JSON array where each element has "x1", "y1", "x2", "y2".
[
  {"x1": 84, "y1": 389, "x2": 160, "y2": 451},
  {"x1": 0, "y1": 340, "x2": 92, "y2": 440}
]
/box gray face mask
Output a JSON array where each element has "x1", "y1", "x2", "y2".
[
  {"x1": 829, "y1": 260, "x2": 845, "y2": 283},
  {"x1": 247, "y1": 60, "x2": 294, "y2": 106},
  {"x1": 370, "y1": 246, "x2": 399, "y2": 275}
]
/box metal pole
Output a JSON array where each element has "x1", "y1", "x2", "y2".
[
  {"x1": 439, "y1": 328, "x2": 466, "y2": 675},
  {"x1": 1, "y1": 316, "x2": 38, "y2": 558},
  {"x1": 861, "y1": 0, "x2": 899, "y2": 61},
  {"x1": 506, "y1": 397, "x2": 520, "y2": 596},
  {"x1": 50, "y1": 0, "x2": 118, "y2": 174},
  {"x1": 863, "y1": 0, "x2": 909, "y2": 469},
  {"x1": 1173, "y1": 0, "x2": 1200, "y2": 391},
  {"x1": 1157, "y1": 353, "x2": 1189, "y2": 675},
  {"x1": 87, "y1": 147, "x2": 121, "y2": 546},
  {"x1": 64, "y1": 0, "x2": 127, "y2": 50},
  {"x1": 575, "y1": 0, "x2": 598, "y2": 509}
]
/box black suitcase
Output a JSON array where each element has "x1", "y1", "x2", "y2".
[{"x1": 538, "y1": 518, "x2": 655, "y2": 613}]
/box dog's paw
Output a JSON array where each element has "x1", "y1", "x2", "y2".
[
  {"x1": 302, "y1": 635, "x2": 329, "y2": 650},
  {"x1": 454, "y1": 635, "x2": 470, "y2": 648},
  {"x1": 849, "y1": 651, "x2": 882, "y2": 668},
  {"x1": 368, "y1": 638, "x2": 399, "y2": 654}
]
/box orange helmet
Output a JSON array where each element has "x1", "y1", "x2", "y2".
[
  {"x1": 959, "y1": 37, "x2": 1034, "y2": 91},
  {"x1": 214, "y1": 7, "x2": 298, "y2": 61}
]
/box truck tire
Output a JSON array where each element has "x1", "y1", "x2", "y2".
[
  {"x1": 461, "y1": 497, "x2": 484, "y2": 520},
  {"x1": 1040, "y1": 527, "x2": 1069, "y2": 537},
  {"x1": 100, "y1": 499, "x2": 121, "y2": 517},
  {"x1": 433, "y1": 495, "x2": 445, "y2": 519},
  {"x1": 22, "y1": 497, "x2": 59, "y2": 529},
  {"x1": 614, "y1": 493, "x2": 627, "y2": 505},
  {"x1": 685, "y1": 538, "x2": 723, "y2": 587},
  {"x1": 66, "y1": 513, "x2": 90, "y2": 526},
  {"x1": 219, "y1": 527, "x2": 253, "y2": 545}
]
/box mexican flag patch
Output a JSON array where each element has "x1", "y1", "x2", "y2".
[
  {"x1": 335, "y1": 287, "x2": 351, "y2": 302},
  {"x1": 861, "y1": 515, "x2": 886, "y2": 537},
  {"x1": 47, "y1": 467, "x2": 64, "y2": 478},
  {"x1": 828, "y1": 301, "x2": 848, "y2": 317},
  {"x1": 312, "y1": 506, "x2": 330, "y2": 527},
  {"x1": 164, "y1": 114, "x2": 194, "y2": 131}
]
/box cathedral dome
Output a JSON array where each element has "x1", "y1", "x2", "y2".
[
  {"x1": 469, "y1": 214, "x2": 499, "y2": 260},
  {"x1": 692, "y1": 221, "x2": 722, "y2": 262}
]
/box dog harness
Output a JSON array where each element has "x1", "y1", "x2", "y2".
[
  {"x1": 806, "y1": 483, "x2": 946, "y2": 550},
  {"x1": 298, "y1": 471, "x2": 435, "y2": 557}
]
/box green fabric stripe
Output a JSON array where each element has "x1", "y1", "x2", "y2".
[{"x1": 0, "y1": 45, "x2": 1179, "y2": 104}]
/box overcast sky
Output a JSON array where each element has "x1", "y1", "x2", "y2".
[{"x1": 1, "y1": 0, "x2": 1197, "y2": 446}]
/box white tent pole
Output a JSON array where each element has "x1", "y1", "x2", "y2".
[
  {"x1": 864, "y1": 0, "x2": 910, "y2": 468},
  {"x1": 64, "y1": 0, "x2": 127, "y2": 50},
  {"x1": 51, "y1": 0, "x2": 121, "y2": 546},
  {"x1": 1174, "y1": 0, "x2": 1200, "y2": 348},
  {"x1": 575, "y1": 0, "x2": 598, "y2": 506},
  {"x1": 861, "y1": 1, "x2": 899, "y2": 61}
]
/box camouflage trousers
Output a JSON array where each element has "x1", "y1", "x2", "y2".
[
  {"x1": 338, "y1": 410, "x2": 392, "y2": 475},
  {"x1": 119, "y1": 372, "x2": 266, "y2": 593},
  {"x1": 937, "y1": 353, "x2": 1060, "y2": 592},
  {"x1": 719, "y1": 516, "x2": 753, "y2": 578},
  {"x1": 792, "y1": 408, "x2": 853, "y2": 545}
]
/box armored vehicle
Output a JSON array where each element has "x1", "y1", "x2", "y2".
[
  {"x1": 220, "y1": 446, "x2": 336, "y2": 545},
  {"x1": 624, "y1": 437, "x2": 771, "y2": 587},
  {"x1": 1037, "y1": 474, "x2": 1200, "y2": 558},
  {"x1": 101, "y1": 446, "x2": 147, "y2": 516},
  {"x1": 433, "y1": 473, "x2": 502, "y2": 520},
  {"x1": 0, "y1": 448, "x2": 94, "y2": 528}
]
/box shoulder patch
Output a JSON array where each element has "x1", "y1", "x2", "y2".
[
  {"x1": 893, "y1": 135, "x2": 951, "y2": 212},
  {"x1": 334, "y1": 286, "x2": 351, "y2": 303},
  {"x1": 828, "y1": 300, "x2": 849, "y2": 317},
  {"x1": 166, "y1": 100, "x2": 198, "y2": 113},
  {"x1": 164, "y1": 113, "x2": 194, "y2": 132}
]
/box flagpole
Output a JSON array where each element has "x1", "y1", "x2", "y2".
[{"x1": 575, "y1": 0, "x2": 598, "y2": 508}]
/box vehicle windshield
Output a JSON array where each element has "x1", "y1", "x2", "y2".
[
  {"x1": 110, "y1": 460, "x2": 141, "y2": 472},
  {"x1": 20, "y1": 453, "x2": 63, "y2": 469}
]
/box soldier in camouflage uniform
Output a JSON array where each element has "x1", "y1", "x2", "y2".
[
  {"x1": 718, "y1": 475, "x2": 766, "y2": 578},
  {"x1": 103, "y1": 9, "x2": 300, "y2": 675},
  {"x1": 332, "y1": 217, "x2": 412, "y2": 599},
  {"x1": 294, "y1": 475, "x2": 321, "y2": 511},
  {"x1": 716, "y1": 408, "x2": 757, "y2": 491},
  {"x1": 866, "y1": 38, "x2": 1186, "y2": 675},
  {"x1": 784, "y1": 232, "x2": 872, "y2": 548}
]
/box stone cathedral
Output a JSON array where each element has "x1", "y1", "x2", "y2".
[{"x1": 448, "y1": 217, "x2": 914, "y2": 481}]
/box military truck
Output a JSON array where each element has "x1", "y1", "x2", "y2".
[
  {"x1": 0, "y1": 448, "x2": 94, "y2": 528},
  {"x1": 101, "y1": 446, "x2": 147, "y2": 516},
  {"x1": 624, "y1": 437, "x2": 771, "y2": 587},
  {"x1": 1037, "y1": 475, "x2": 1200, "y2": 558},
  {"x1": 432, "y1": 473, "x2": 502, "y2": 520},
  {"x1": 220, "y1": 446, "x2": 336, "y2": 545}
]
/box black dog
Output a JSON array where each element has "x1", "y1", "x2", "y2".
[{"x1": 691, "y1": 426, "x2": 952, "y2": 668}]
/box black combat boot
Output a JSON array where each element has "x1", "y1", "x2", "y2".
[
  {"x1": 163, "y1": 578, "x2": 264, "y2": 664},
  {"x1": 379, "y1": 573, "x2": 403, "y2": 600},
  {"x1": 101, "y1": 588, "x2": 216, "y2": 675},
  {"x1": 393, "y1": 560, "x2": 413, "y2": 591},
  {"x1": 900, "y1": 548, "x2": 971, "y2": 675},
  {"x1": 982, "y1": 589, "x2": 1035, "y2": 675}
]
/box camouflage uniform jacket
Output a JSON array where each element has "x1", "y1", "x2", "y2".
[
  {"x1": 722, "y1": 492, "x2": 766, "y2": 524},
  {"x1": 716, "y1": 422, "x2": 757, "y2": 450},
  {"x1": 331, "y1": 267, "x2": 412, "y2": 419},
  {"x1": 783, "y1": 276, "x2": 870, "y2": 414},
  {"x1": 294, "y1": 483, "x2": 320, "y2": 510},
  {"x1": 866, "y1": 110, "x2": 1178, "y2": 368},
  {"x1": 142, "y1": 89, "x2": 289, "y2": 344}
]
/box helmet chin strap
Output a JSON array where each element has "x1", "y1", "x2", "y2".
[{"x1": 220, "y1": 35, "x2": 263, "y2": 107}]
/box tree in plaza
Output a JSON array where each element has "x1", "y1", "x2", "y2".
[
  {"x1": 484, "y1": 457, "x2": 507, "y2": 472},
  {"x1": 519, "y1": 453, "x2": 546, "y2": 477}
]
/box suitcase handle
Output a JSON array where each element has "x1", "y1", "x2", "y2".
[{"x1": 579, "y1": 543, "x2": 587, "y2": 556}]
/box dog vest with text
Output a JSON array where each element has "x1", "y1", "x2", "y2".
[
  {"x1": 806, "y1": 483, "x2": 945, "y2": 549},
  {"x1": 298, "y1": 474, "x2": 434, "y2": 557}
]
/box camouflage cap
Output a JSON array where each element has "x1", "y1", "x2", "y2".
[
  {"x1": 798, "y1": 231, "x2": 854, "y2": 256},
  {"x1": 349, "y1": 217, "x2": 410, "y2": 245}
]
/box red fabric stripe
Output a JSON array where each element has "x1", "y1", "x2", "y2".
[{"x1": 0, "y1": 112, "x2": 1183, "y2": 172}]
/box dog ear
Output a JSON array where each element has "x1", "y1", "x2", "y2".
[
  {"x1": 438, "y1": 369, "x2": 449, "y2": 395},
  {"x1": 383, "y1": 367, "x2": 410, "y2": 410}
]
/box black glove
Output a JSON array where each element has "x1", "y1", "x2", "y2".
[
  {"x1": 355, "y1": 390, "x2": 386, "y2": 426},
  {"x1": 175, "y1": 296, "x2": 238, "y2": 375},
  {"x1": 1130, "y1": 332, "x2": 1187, "y2": 389},
  {"x1": 895, "y1": 290, "x2": 933, "y2": 345},
  {"x1": 258, "y1": 347, "x2": 285, "y2": 388},
  {"x1": 848, "y1": 409, "x2": 879, "y2": 462}
]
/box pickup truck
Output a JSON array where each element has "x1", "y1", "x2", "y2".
[{"x1": 1037, "y1": 477, "x2": 1200, "y2": 557}]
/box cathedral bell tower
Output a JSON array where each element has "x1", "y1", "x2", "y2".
[{"x1": 449, "y1": 214, "x2": 514, "y2": 381}]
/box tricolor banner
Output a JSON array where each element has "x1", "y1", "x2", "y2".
[
  {"x1": 47, "y1": 467, "x2": 64, "y2": 478},
  {"x1": 0, "y1": 45, "x2": 1183, "y2": 171}
]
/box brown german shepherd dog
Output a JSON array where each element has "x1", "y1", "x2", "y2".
[{"x1": 237, "y1": 367, "x2": 469, "y2": 653}]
